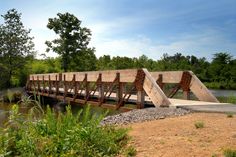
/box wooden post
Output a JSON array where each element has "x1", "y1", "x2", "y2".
[
  {"x1": 183, "y1": 90, "x2": 190, "y2": 100},
  {"x1": 84, "y1": 74, "x2": 88, "y2": 101},
  {"x1": 137, "y1": 90, "x2": 145, "y2": 109},
  {"x1": 48, "y1": 75, "x2": 51, "y2": 96},
  {"x1": 116, "y1": 73, "x2": 124, "y2": 108},
  {"x1": 157, "y1": 74, "x2": 164, "y2": 90},
  {"x1": 98, "y1": 73, "x2": 104, "y2": 105},
  {"x1": 135, "y1": 69, "x2": 146, "y2": 109},
  {"x1": 55, "y1": 75, "x2": 59, "y2": 97},
  {"x1": 37, "y1": 76, "x2": 40, "y2": 94},
  {"x1": 32, "y1": 76, "x2": 36, "y2": 92},
  {"x1": 42, "y1": 76, "x2": 45, "y2": 94},
  {"x1": 73, "y1": 74, "x2": 77, "y2": 100},
  {"x1": 180, "y1": 71, "x2": 192, "y2": 100},
  {"x1": 64, "y1": 74, "x2": 67, "y2": 100}
]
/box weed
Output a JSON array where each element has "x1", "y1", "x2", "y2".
[
  {"x1": 124, "y1": 146, "x2": 137, "y2": 157},
  {"x1": 224, "y1": 148, "x2": 236, "y2": 157},
  {"x1": 227, "y1": 113, "x2": 234, "y2": 118},
  {"x1": 194, "y1": 121, "x2": 205, "y2": 129}
]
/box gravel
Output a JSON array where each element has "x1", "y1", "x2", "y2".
[{"x1": 101, "y1": 107, "x2": 191, "y2": 125}]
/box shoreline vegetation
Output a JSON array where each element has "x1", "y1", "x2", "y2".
[{"x1": 0, "y1": 101, "x2": 134, "y2": 156}]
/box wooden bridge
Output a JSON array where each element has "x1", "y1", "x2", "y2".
[{"x1": 26, "y1": 69, "x2": 219, "y2": 111}]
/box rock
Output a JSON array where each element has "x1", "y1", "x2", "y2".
[{"x1": 100, "y1": 107, "x2": 191, "y2": 126}]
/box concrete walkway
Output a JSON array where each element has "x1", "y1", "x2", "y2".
[
  {"x1": 167, "y1": 98, "x2": 236, "y2": 113},
  {"x1": 177, "y1": 104, "x2": 236, "y2": 113}
]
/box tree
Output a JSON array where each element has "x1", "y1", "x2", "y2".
[
  {"x1": 208, "y1": 52, "x2": 232, "y2": 82},
  {"x1": 70, "y1": 48, "x2": 97, "y2": 71},
  {"x1": 96, "y1": 55, "x2": 113, "y2": 70},
  {"x1": 0, "y1": 9, "x2": 35, "y2": 87},
  {"x1": 45, "y1": 12, "x2": 92, "y2": 72}
]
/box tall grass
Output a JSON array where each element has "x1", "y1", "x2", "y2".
[{"x1": 0, "y1": 103, "x2": 131, "y2": 156}]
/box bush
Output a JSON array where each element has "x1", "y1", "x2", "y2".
[
  {"x1": 227, "y1": 113, "x2": 234, "y2": 118},
  {"x1": 224, "y1": 148, "x2": 236, "y2": 157},
  {"x1": 194, "y1": 121, "x2": 205, "y2": 129},
  {"x1": 0, "y1": 104, "x2": 130, "y2": 156}
]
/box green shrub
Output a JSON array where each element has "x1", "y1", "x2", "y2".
[
  {"x1": 0, "y1": 104, "x2": 130, "y2": 156},
  {"x1": 224, "y1": 148, "x2": 236, "y2": 157},
  {"x1": 194, "y1": 121, "x2": 205, "y2": 129},
  {"x1": 227, "y1": 113, "x2": 234, "y2": 118}
]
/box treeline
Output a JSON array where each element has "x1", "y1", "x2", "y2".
[
  {"x1": 0, "y1": 9, "x2": 235, "y2": 90},
  {"x1": 26, "y1": 52, "x2": 236, "y2": 89}
]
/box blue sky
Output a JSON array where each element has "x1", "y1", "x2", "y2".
[{"x1": 1, "y1": 0, "x2": 236, "y2": 60}]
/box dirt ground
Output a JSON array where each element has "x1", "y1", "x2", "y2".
[{"x1": 127, "y1": 113, "x2": 236, "y2": 157}]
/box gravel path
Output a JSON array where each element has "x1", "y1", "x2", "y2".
[{"x1": 101, "y1": 107, "x2": 191, "y2": 125}]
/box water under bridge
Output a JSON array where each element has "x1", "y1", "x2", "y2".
[{"x1": 26, "y1": 69, "x2": 235, "y2": 112}]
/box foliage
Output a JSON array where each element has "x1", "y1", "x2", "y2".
[
  {"x1": 194, "y1": 121, "x2": 205, "y2": 129},
  {"x1": 217, "y1": 96, "x2": 236, "y2": 104},
  {"x1": 0, "y1": 105, "x2": 130, "y2": 156},
  {"x1": 0, "y1": 9, "x2": 35, "y2": 87},
  {"x1": 224, "y1": 148, "x2": 236, "y2": 157},
  {"x1": 45, "y1": 12, "x2": 93, "y2": 72},
  {"x1": 70, "y1": 48, "x2": 97, "y2": 71},
  {"x1": 0, "y1": 63, "x2": 9, "y2": 89}
]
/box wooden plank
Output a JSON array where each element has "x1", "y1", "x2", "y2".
[
  {"x1": 62, "y1": 69, "x2": 137, "y2": 82},
  {"x1": 150, "y1": 71, "x2": 183, "y2": 83},
  {"x1": 143, "y1": 69, "x2": 171, "y2": 107},
  {"x1": 189, "y1": 71, "x2": 219, "y2": 102}
]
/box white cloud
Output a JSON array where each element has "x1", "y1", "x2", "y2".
[{"x1": 90, "y1": 29, "x2": 236, "y2": 60}]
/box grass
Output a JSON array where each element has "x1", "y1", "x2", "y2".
[
  {"x1": 194, "y1": 121, "x2": 205, "y2": 129},
  {"x1": 0, "y1": 103, "x2": 132, "y2": 156},
  {"x1": 217, "y1": 95, "x2": 236, "y2": 104},
  {"x1": 224, "y1": 148, "x2": 236, "y2": 157}
]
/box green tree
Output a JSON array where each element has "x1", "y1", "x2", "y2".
[
  {"x1": 0, "y1": 9, "x2": 35, "y2": 87},
  {"x1": 45, "y1": 12, "x2": 92, "y2": 72},
  {"x1": 96, "y1": 55, "x2": 113, "y2": 70},
  {"x1": 70, "y1": 48, "x2": 97, "y2": 71},
  {"x1": 209, "y1": 52, "x2": 232, "y2": 82}
]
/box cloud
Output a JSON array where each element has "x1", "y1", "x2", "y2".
[{"x1": 91, "y1": 29, "x2": 236, "y2": 60}]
